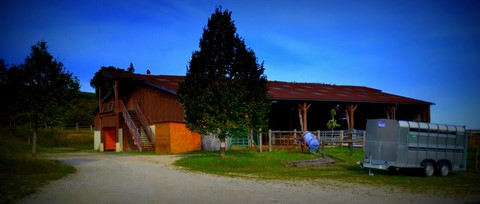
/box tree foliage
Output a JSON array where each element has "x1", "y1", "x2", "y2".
[
  {"x1": 177, "y1": 7, "x2": 270, "y2": 141},
  {"x1": 64, "y1": 92, "x2": 97, "y2": 126},
  {"x1": 2, "y1": 43, "x2": 99, "y2": 129},
  {"x1": 90, "y1": 64, "x2": 134, "y2": 96},
  {"x1": 327, "y1": 108, "x2": 341, "y2": 130},
  {"x1": 2, "y1": 41, "x2": 81, "y2": 155},
  {"x1": 21, "y1": 41, "x2": 80, "y2": 125}
]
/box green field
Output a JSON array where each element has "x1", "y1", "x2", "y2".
[{"x1": 175, "y1": 146, "x2": 480, "y2": 197}]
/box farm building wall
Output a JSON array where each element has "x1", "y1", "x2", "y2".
[
  {"x1": 155, "y1": 122, "x2": 201, "y2": 154},
  {"x1": 125, "y1": 85, "x2": 185, "y2": 123},
  {"x1": 94, "y1": 130, "x2": 101, "y2": 150},
  {"x1": 93, "y1": 97, "x2": 117, "y2": 131}
]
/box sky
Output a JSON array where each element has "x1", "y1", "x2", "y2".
[{"x1": 1, "y1": 0, "x2": 479, "y2": 129}]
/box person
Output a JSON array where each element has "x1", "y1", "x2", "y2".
[{"x1": 302, "y1": 131, "x2": 320, "y2": 151}]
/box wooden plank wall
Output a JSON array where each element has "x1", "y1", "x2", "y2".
[{"x1": 126, "y1": 85, "x2": 185, "y2": 123}]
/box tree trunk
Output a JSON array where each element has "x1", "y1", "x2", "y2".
[
  {"x1": 32, "y1": 126, "x2": 37, "y2": 157},
  {"x1": 220, "y1": 137, "x2": 226, "y2": 158},
  {"x1": 476, "y1": 146, "x2": 479, "y2": 172}
]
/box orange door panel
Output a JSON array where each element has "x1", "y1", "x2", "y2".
[{"x1": 104, "y1": 128, "x2": 116, "y2": 151}]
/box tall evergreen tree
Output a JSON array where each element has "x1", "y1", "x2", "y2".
[
  {"x1": 127, "y1": 62, "x2": 135, "y2": 73},
  {"x1": 177, "y1": 7, "x2": 270, "y2": 157}
]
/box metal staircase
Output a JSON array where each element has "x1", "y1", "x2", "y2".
[{"x1": 128, "y1": 110, "x2": 154, "y2": 151}]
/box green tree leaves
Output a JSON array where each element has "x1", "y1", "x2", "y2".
[
  {"x1": 2, "y1": 41, "x2": 81, "y2": 155},
  {"x1": 177, "y1": 7, "x2": 270, "y2": 141}
]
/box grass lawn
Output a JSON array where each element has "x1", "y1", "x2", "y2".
[
  {"x1": 175, "y1": 146, "x2": 480, "y2": 197},
  {"x1": 0, "y1": 127, "x2": 92, "y2": 203}
]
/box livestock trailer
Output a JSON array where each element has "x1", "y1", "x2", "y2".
[{"x1": 362, "y1": 119, "x2": 467, "y2": 176}]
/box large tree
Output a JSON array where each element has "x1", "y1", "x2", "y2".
[
  {"x1": 19, "y1": 41, "x2": 80, "y2": 156},
  {"x1": 177, "y1": 7, "x2": 270, "y2": 157},
  {"x1": 90, "y1": 64, "x2": 134, "y2": 96}
]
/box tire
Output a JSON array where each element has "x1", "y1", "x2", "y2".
[
  {"x1": 423, "y1": 162, "x2": 435, "y2": 177},
  {"x1": 437, "y1": 163, "x2": 450, "y2": 177}
]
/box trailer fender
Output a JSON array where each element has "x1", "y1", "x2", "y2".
[
  {"x1": 436, "y1": 160, "x2": 452, "y2": 170},
  {"x1": 421, "y1": 159, "x2": 436, "y2": 167}
]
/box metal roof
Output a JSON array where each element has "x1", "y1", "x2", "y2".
[
  {"x1": 268, "y1": 80, "x2": 433, "y2": 105},
  {"x1": 103, "y1": 72, "x2": 433, "y2": 105}
]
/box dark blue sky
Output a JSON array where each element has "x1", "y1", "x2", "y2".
[{"x1": 1, "y1": 0, "x2": 479, "y2": 129}]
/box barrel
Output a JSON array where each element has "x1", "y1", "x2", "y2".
[{"x1": 303, "y1": 131, "x2": 320, "y2": 150}]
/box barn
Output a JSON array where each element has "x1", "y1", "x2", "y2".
[
  {"x1": 92, "y1": 72, "x2": 432, "y2": 153},
  {"x1": 92, "y1": 73, "x2": 199, "y2": 153},
  {"x1": 268, "y1": 81, "x2": 432, "y2": 132}
]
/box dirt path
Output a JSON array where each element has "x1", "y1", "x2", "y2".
[{"x1": 21, "y1": 152, "x2": 477, "y2": 204}]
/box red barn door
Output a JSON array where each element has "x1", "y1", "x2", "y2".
[{"x1": 104, "y1": 128, "x2": 116, "y2": 151}]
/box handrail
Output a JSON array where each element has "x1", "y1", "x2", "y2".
[
  {"x1": 135, "y1": 103, "x2": 155, "y2": 145},
  {"x1": 120, "y1": 101, "x2": 143, "y2": 151}
]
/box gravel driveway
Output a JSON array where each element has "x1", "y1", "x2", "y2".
[{"x1": 21, "y1": 152, "x2": 476, "y2": 204}]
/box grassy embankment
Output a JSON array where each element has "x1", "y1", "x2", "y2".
[
  {"x1": 0, "y1": 126, "x2": 93, "y2": 203},
  {"x1": 175, "y1": 146, "x2": 480, "y2": 197}
]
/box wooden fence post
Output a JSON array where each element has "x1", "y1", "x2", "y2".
[
  {"x1": 259, "y1": 128, "x2": 262, "y2": 153},
  {"x1": 316, "y1": 130, "x2": 321, "y2": 145},
  {"x1": 349, "y1": 130, "x2": 353, "y2": 156},
  {"x1": 268, "y1": 129, "x2": 272, "y2": 152},
  {"x1": 294, "y1": 129, "x2": 297, "y2": 151},
  {"x1": 363, "y1": 131, "x2": 366, "y2": 150},
  {"x1": 339, "y1": 130, "x2": 344, "y2": 148}
]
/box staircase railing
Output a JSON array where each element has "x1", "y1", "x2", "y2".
[
  {"x1": 135, "y1": 103, "x2": 155, "y2": 146},
  {"x1": 120, "y1": 101, "x2": 143, "y2": 151}
]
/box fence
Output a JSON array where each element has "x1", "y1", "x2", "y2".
[
  {"x1": 63, "y1": 124, "x2": 94, "y2": 131},
  {"x1": 225, "y1": 129, "x2": 366, "y2": 152},
  {"x1": 267, "y1": 129, "x2": 366, "y2": 152},
  {"x1": 0, "y1": 122, "x2": 93, "y2": 131}
]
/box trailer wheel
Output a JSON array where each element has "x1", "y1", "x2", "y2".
[
  {"x1": 437, "y1": 163, "x2": 450, "y2": 177},
  {"x1": 423, "y1": 162, "x2": 435, "y2": 177}
]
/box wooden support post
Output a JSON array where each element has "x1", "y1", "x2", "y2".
[
  {"x1": 386, "y1": 105, "x2": 397, "y2": 120},
  {"x1": 423, "y1": 106, "x2": 431, "y2": 123},
  {"x1": 298, "y1": 109, "x2": 303, "y2": 132},
  {"x1": 298, "y1": 102, "x2": 311, "y2": 132},
  {"x1": 345, "y1": 104, "x2": 357, "y2": 156}
]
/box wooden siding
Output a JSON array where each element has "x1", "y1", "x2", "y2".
[
  {"x1": 94, "y1": 113, "x2": 117, "y2": 131},
  {"x1": 124, "y1": 85, "x2": 185, "y2": 124}
]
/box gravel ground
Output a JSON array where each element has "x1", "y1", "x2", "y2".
[{"x1": 21, "y1": 152, "x2": 479, "y2": 204}]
